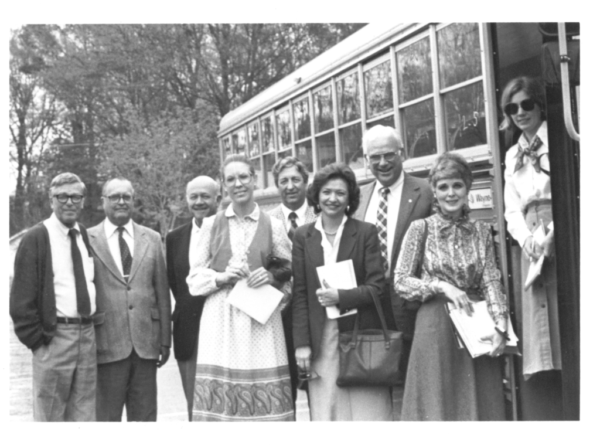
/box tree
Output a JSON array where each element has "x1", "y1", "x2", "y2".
[{"x1": 100, "y1": 104, "x2": 219, "y2": 238}]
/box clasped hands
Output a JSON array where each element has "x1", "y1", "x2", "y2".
[
  {"x1": 524, "y1": 229, "x2": 554, "y2": 262},
  {"x1": 215, "y1": 261, "x2": 274, "y2": 289}
]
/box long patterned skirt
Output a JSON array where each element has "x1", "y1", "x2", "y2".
[{"x1": 192, "y1": 288, "x2": 294, "y2": 421}]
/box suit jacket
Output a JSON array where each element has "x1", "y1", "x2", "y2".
[
  {"x1": 166, "y1": 221, "x2": 205, "y2": 362},
  {"x1": 268, "y1": 203, "x2": 318, "y2": 229},
  {"x1": 291, "y1": 218, "x2": 386, "y2": 360},
  {"x1": 89, "y1": 220, "x2": 171, "y2": 364},
  {"x1": 354, "y1": 173, "x2": 433, "y2": 337}
]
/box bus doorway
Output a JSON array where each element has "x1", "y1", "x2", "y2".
[{"x1": 492, "y1": 22, "x2": 580, "y2": 421}]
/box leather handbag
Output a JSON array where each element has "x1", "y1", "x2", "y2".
[{"x1": 336, "y1": 288, "x2": 403, "y2": 387}]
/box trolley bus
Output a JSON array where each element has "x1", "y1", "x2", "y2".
[{"x1": 217, "y1": 22, "x2": 580, "y2": 420}]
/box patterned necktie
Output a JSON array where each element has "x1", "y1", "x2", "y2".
[
  {"x1": 288, "y1": 211, "x2": 298, "y2": 241},
  {"x1": 68, "y1": 228, "x2": 91, "y2": 316},
  {"x1": 117, "y1": 226, "x2": 133, "y2": 280},
  {"x1": 514, "y1": 134, "x2": 543, "y2": 173},
  {"x1": 376, "y1": 188, "x2": 390, "y2": 273}
]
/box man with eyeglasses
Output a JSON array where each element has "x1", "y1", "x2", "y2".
[
  {"x1": 10, "y1": 172, "x2": 98, "y2": 421},
  {"x1": 88, "y1": 177, "x2": 171, "y2": 421},
  {"x1": 354, "y1": 125, "x2": 433, "y2": 390},
  {"x1": 166, "y1": 176, "x2": 221, "y2": 421}
]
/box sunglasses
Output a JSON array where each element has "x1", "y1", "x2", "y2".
[{"x1": 504, "y1": 98, "x2": 536, "y2": 116}]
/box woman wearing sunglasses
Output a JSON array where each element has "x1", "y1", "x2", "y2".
[
  {"x1": 501, "y1": 76, "x2": 562, "y2": 420},
  {"x1": 186, "y1": 154, "x2": 294, "y2": 421}
]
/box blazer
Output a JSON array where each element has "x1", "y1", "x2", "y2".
[
  {"x1": 291, "y1": 218, "x2": 386, "y2": 360},
  {"x1": 89, "y1": 220, "x2": 171, "y2": 364},
  {"x1": 354, "y1": 173, "x2": 433, "y2": 337},
  {"x1": 10, "y1": 222, "x2": 92, "y2": 351},
  {"x1": 166, "y1": 221, "x2": 205, "y2": 361}
]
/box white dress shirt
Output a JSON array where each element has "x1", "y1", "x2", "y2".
[
  {"x1": 280, "y1": 200, "x2": 308, "y2": 233},
  {"x1": 189, "y1": 218, "x2": 204, "y2": 266},
  {"x1": 504, "y1": 121, "x2": 552, "y2": 247},
  {"x1": 364, "y1": 171, "x2": 405, "y2": 274},
  {"x1": 315, "y1": 214, "x2": 348, "y2": 265},
  {"x1": 104, "y1": 218, "x2": 135, "y2": 277},
  {"x1": 43, "y1": 212, "x2": 96, "y2": 317}
]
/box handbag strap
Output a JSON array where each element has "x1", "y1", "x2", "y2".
[{"x1": 350, "y1": 287, "x2": 391, "y2": 348}]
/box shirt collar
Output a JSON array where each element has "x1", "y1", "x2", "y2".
[
  {"x1": 192, "y1": 218, "x2": 203, "y2": 233},
  {"x1": 50, "y1": 212, "x2": 80, "y2": 237},
  {"x1": 225, "y1": 202, "x2": 260, "y2": 221},
  {"x1": 432, "y1": 207, "x2": 474, "y2": 234},
  {"x1": 281, "y1": 200, "x2": 308, "y2": 221},
  {"x1": 375, "y1": 170, "x2": 404, "y2": 195},
  {"x1": 105, "y1": 217, "x2": 134, "y2": 238},
  {"x1": 515, "y1": 121, "x2": 548, "y2": 156}
]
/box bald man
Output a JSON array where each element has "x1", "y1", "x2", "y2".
[{"x1": 166, "y1": 176, "x2": 222, "y2": 421}]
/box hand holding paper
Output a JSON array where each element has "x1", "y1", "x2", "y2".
[
  {"x1": 226, "y1": 278, "x2": 284, "y2": 325},
  {"x1": 316, "y1": 260, "x2": 358, "y2": 319}
]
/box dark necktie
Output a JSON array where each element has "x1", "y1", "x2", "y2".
[
  {"x1": 68, "y1": 228, "x2": 91, "y2": 316},
  {"x1": 118, "y1": 226, "x2": 133, "y2": 280},
  {"x1": 514, "y1": 134, "x2": 543, "y2": 173},
  {"x1": 376, "y1": 188, "x2": 390, "y2": 273},
  {"x1": 288, "y1": 211, "x2": 299, "y2": 241}
]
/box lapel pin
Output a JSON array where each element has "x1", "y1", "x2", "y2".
[{"x1": 408, "y1": 199, "x2": 412, "y2": 203}]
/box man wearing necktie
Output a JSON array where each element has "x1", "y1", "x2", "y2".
[
  {"x1": 354, "y1": 126, "x2": 433, "y2": 398},
  {"x1": 269, "y1": 156, "x2": 317, "y2": 410},
  {"x1": 10, "y1": 172, "x2": 97, "y2": 421},
  {"x1": 166, "y1": 176, "x2": 221, "y2": 421},
  {"x1": 88, "y1": 178, "x2": 171, "y2": 421}
]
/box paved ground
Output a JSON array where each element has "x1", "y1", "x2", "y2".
[{"x1": 9, "y1": 320, "x2": 400, "y2": 422}]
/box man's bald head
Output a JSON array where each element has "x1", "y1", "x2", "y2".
[{"x1": 186, "y1": 176, "x2": 222, "y2": 223}]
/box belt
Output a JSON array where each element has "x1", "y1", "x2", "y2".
[
  {"x1": 523, "y1": 199, "x2": 552, "y2": 215},
  {"x1": 56, "y1": 316, "x2": 93, "y2": 325}
]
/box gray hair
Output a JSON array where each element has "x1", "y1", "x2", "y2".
[
  {"x1": 272, "y1": 156, "x2": 309, "y2": 186},
  {"x1": 102, "y1": 177, "x2": 135, "y2": 196},
  {"x1": 362, "y1": 125, "x2": 403, "y2": 155},
  {"x1": 49, "y1": 172, "x2": 86, "y2": 195}
]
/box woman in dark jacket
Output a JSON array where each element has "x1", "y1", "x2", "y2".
[{"x1": 292, "y1": 163, "x2": 391, "y2": 421}]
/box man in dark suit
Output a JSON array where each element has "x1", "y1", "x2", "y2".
[
  {"x1": 268, "y1": 156, "x2": 318, "y2": 410},
  {"x1": 89, "y1": 178, "x2": 171, "y2": 421},
  {"x1": 354, "y1": 125, "x2": 433, "y2": 384},
  {"x1": 166, "y1": 176, "x2": 221, "y2": 421}
]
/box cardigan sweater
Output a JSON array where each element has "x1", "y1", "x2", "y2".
[{"x1": 10, "y1": 222, "x2": 92, "y2": 351}]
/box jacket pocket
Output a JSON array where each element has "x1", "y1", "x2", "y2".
[
  {"x1": 93, "y1": 312, "x2": 105, "y2": 325},
  {"x1": 150, "y1": 308, "x2": 160, "y2": 320}
]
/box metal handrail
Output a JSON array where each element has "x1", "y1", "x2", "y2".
[{"x1": 558, "y1": 23, "x2": 580, "y2": 142}]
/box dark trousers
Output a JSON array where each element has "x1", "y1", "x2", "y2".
[
  {"x1": 96, "y1": 349, "x2": 157, "y2": 421},
  {"x1": 282, "y1": 306, "x2": 300, "y2": 406}
]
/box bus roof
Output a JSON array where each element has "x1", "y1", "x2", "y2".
[{"x1": 219, "y1": 23, "x2": 423, "y2": 135}]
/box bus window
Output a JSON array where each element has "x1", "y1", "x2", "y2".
[
  {"x1": 437, "y1": 23, "x2": 482, "y2": 89},
  {"x1": 367, "y1": 115, "x2": 395, "y2": 129},
  {"x1": 313, "y1": 86, "x2": 334, "y2": 133},
  {"x1": 403, "y1": 98, "x2": 436, "y2": 159},
  {"x1": 222, "y1": 137, "x2": 231, "y2": 156},
  {"x1": 261, "y1": 116, "x2": 274, "y2": 153},
  {"x1": 316, "y1": 132, "x2": 335, "y2": 169},
  {"x1": 364, "y1": 60, "x2": 393, "y2": 119},
  {"x1": 276, "y1": 108, "x2": 292, "y2": 151},
  {"x1": 340, "y1": 123, "x2": 363, "y2": 170},
  {"x1": 248, "y1": 122, "x2": 260, "y2": 158},
  {"x1": 295, "y1": 141, "x2": 314, "y2": 173},
  {"x1": 293, "y1": 98, "x2": 311, "y2": 141},
  {"x1": 232, "y1": 128, "x2": 247, "y2": 155},
  {"x1": 397, "y1": 36, "x2": 432, "y2": 104},
  {"x1": 264, "y1": 152, "x2": 277, "y2": 187},
  {"x1": 445, "y1": 81, "x2": 487, "y2": 150},
  {"x1": 251, "y1": 157, "x2": 264, "y2": 189},
  {"x1": 336, "y1": 72, "x2": 361, "y2": 124}
]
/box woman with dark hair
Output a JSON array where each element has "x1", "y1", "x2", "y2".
[
  {"x1": 501, "y1": 76, "x2": 562, "y2": 419},
  {"x1": 292, "y1": 163, "x2": 392, "y2": 420},
  {"x1": 187, "y1": 154, "x2": 294, "y2": 421},
  {"x1": 394, "y1": 152, "x2": 508, "y2": 421}
]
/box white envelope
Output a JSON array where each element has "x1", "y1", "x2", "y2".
[{"x1": 226, "y1": 279, "x2": 284, "y2": 325}]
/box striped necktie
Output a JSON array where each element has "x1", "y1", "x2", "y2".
[{"x1": 376, "y1": 187, "x2": 390, "y2": 273}]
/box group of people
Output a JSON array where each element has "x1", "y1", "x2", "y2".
[{"x1": 10, "y1": 76, "x2": 561, "y2": 422}]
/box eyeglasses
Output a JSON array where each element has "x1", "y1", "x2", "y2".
[
  {"x1": 104, "y1": 194, "x2": 133, "y2": 203},
  {"x1": 504, "y1": 98, "x2": 536, "y2": 116},
  {"x1": 53, "y1": 194, "x2": 84, "y2": 204},
  {"x1": 224, "y1": 173, "x2": 252, "y2": 187},
  {"x1": 366, "y1": 151, "x2": 398, "y2": 165}
]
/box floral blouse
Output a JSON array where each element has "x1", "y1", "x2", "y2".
[{"x1": 393, "y1": 210, "x2": 508, "y2": 323}]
